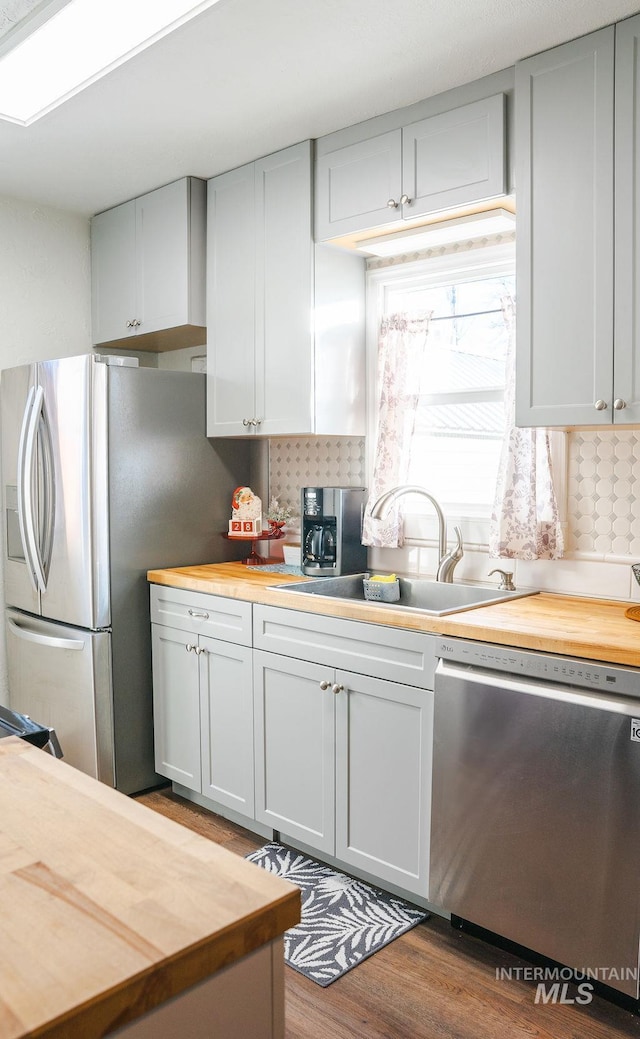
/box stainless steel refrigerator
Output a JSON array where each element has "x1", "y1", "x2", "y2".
[{"x1": 1, "y1": 353, "x2": 251, "y2": 793}]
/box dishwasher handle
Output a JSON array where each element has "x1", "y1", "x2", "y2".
[{"x1": 435, "y1": 658, "x2": 640, "y2": 717}]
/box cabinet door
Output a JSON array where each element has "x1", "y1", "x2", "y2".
[
  {"x1": 335, "y1": 671, "x2": 433, "y2": 897},
  {"x1": 402, "y1": 94, "x2": 505, "y2": 219},
  {"x1": 515, "y1": 28, "x2": 615, "y2": 426},
  {"x1": 200, "y1": 636, "x2": 254, "y2": 818},
  {"x1": 136, "y1": 179, "x2": 191, "y2": 336},
  {"x1": 151, "y1": 624, "x2": 201, "y2": 792},
  {"x1": 206, "y1": 163, "x2": 257, "y2": 436},
  {"x1": 91, "y1": 199, "x2": 137, "y2": 345},
  {"x1": 255, "y1": 141, "x2": 315, "y2": 435},
  {"x1": 614, "y1": 14, "x2": 640, "y2": 424},
  {"x1": 253, "y1": 650, "x2": 335, "y2": 854},
  {"x1": 314, "y1": 130, "x2": 402, "y2": 240}
]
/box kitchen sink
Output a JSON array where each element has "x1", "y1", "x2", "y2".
[{"x1": 269, "y1": 573, "x2": 537, "y2": 616}]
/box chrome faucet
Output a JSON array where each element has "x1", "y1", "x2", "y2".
[{"x1": 369, "y1": 485, "x2": 463, "y2": 583}]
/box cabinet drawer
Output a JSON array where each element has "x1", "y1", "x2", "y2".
[
  {"x1": 150, "y1": 585, "x2": 252, "y2": 645},
  {"x1": 253, "y1": 605, "x2": 435, "y2": 689}
]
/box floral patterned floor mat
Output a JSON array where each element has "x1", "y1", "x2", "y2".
[{"x1": 245, "y1": 841, "x2": 428, "y2": 986}]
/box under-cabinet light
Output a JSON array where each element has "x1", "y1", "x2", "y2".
[
  {"x1": 358, "y1": 208, "x2": 516, "y2": 257},
  {"x1": 0, "y1": 0, "x2": 223, "y2": 125}
]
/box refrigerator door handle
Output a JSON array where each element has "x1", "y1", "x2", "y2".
[
  {"x1": 17, "y1": 385, "x2": 47, "y2": 594},
  {"x1": 36, "y1": 387, "x2": 55, "y2": 585},
  {"x1": 17, "y1": 386, "x2": 40, "y2": 593},
  {"x1": 7, "y1": 617, "x2": 84, "y2": 651}
]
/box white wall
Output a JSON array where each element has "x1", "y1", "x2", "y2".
[
  {"x1": 0, "y1": 195, "x2": 92, "y2": 702},
  {"x1": 0, "y1": 196, "x2": 91, "y2": 365}
]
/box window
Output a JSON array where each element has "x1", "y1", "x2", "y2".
[{"x1": 367, "y1": 241, "x2": 515, "y2": 544}]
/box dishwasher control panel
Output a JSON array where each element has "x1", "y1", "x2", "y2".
[{"x1": 436, "y1": 638, "x2": 640, "y2": 697}]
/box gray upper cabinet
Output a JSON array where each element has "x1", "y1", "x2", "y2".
[
  {"x1": 314, "y1": 130, "x2": 403, "y2": 239},
  {"x1": 516, "y1": 17, "x2": 640, "y2": 426},
  {"x1": 315, "y1": 94, "x2": 506, "y2": 241},
  {"x1": 206, "y1": 161, "x2": 256, "y2": 434},
  {"x1": 614, "y1": 15, "x2": 640, "y2": 424},
  {"x1": 206, "y1": 141, "x2": 365, "y2": 438},
  {"x1": 91, "y1": 178, "x2": 206, "y2": 352}
]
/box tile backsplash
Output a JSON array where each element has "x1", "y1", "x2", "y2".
[
  {"x1": 567, "y1": 429, "x2": 640, "y2": 558},
  {"x1": 268, "y1": 437, "x2": 366, "y2": 518},
  {"x1": 268, "y1": 430, "x2": 640, "y2": 600}
]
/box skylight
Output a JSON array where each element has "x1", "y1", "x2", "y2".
[{"x1": 0, "y1": 0, "x2": 222, "y2": 125}]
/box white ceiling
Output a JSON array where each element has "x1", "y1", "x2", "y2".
[{"x1": 0, "y1": 0, "x2": 638, "y2": 217}]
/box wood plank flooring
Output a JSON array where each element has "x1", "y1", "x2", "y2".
[{"x1": 138, "y1": 789, "x2": 640, "y2": 1039}]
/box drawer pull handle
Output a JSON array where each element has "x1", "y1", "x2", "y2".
[
  {"x1": 188, "y1": 609, "x2": 210, "y2": 620},
  {"x1": 319, "y1": 680, "x2": 331, "y2": 690}
]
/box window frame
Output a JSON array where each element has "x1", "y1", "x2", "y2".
[{"x1": 365, "y1": 240, "x2": 516, "y2": 549}]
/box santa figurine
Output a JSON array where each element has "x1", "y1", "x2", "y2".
[{"x1": 229, "y1": 486, "x2": 262, "y2": 536}]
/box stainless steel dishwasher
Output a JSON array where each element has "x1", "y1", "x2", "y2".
[{"x1": 430, "y1": 637, "x2": 640, "y2": 999}]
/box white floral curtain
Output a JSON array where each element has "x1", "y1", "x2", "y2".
[
  {"x1": 362, "y1": 312, "x2": 432, "y2": 547},
  {"x1": 489, "y1": 296, "x2": 564, "y2": 560}
]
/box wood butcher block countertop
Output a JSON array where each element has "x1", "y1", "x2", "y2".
[
  {"x1": 147, "y1": 562, "x2": 640, "y2": 667},
  {"x1": 0, "y1": 738, "x2": 299, "y2": 1039}
]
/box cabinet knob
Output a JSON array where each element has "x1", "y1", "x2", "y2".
[
  {"x1": 594, "y1": 399, "x2": 608, "y2": 411},
  {"x1": 400, "y1": 194, "x2": 412, "y2": 206},
  {"x1": 387, "y1": 198, "x2": 399, "y2": 209},
  {"x1": 195, "y1": 646, "x2": 207, "y2": 655},
  {"x1": 242, "y1": 418, "x2": 252, "y2": 427},
  {"x1": 185, "y1": 643, "x2": 196, "y2": 652},
  {"x1": 251, "y1": 418, "x2": 262, "y2": 427},
  {"x1": 332, "y1": 683, "x2": 344, "y2": 695},
  {"x1": 614, "y1": 398, "x2": 627, "y2": 411},
  {"x1": 126, "y1": 319, "x2": 141, "y2": 329},
  {"x1": 319, "y1": 680, "x2": 331, "y2": 690}
]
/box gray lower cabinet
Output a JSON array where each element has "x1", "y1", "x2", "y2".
[
  {"x1": 334, "y1": 669, "x2": 432, "y2": 897},
  {"x1": 150, "y1": 586, "x2": 254, "y2": 817},
  {"x1": 253, "y1": 607, "x2": 435, "y2": 897},
  {"x1": 253, "y1": 651, "x2": 336, "y2": 855},
  {"x1": 151, "y1": 621, "x2": 201, "y2": 791},
  {"x1": 151, "y1": 591, "x2": 435, "y2": 898},
  {"x1": 253, "y1": 650, "x2": 432, "y2": 897}
]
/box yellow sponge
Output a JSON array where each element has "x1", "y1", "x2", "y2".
[{"x1": 369, "y1": 573, "x2": 397, "y2": 582}]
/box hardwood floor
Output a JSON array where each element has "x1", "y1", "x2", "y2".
[{"x1": 138, "y1": 789, "x2": 640, "y2": 1039}]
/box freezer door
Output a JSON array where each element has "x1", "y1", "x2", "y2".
[
  {"x1": 1, "y1": 363, "x2": 40, "y2": 615},
  {"x1": 6, "y1": 609, "x2": 114, "y2": 785},
  {"x1": 38, "y1": 356, "x2": 110, "y2": 628}
]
